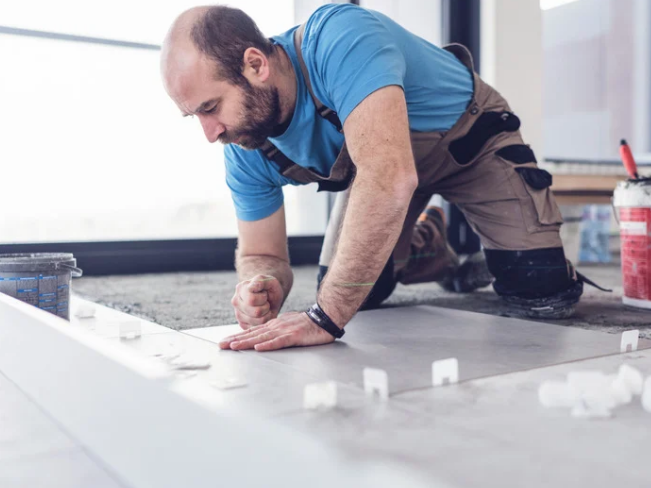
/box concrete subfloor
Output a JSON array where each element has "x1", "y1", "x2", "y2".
[{"x1": 73, "y1": 263, "x2": 650, "y2": 337}]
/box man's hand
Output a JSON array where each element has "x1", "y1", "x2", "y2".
[
  {"x1": 231, "y1": 274, "x2": 284, "y2": 329},
  {"x1": 219, "y1": 311, "x2": 335, "y2": 351}
]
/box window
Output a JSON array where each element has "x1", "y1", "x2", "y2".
[
  {"x1": 542, "y1": 0, "x2": 651, "y2": 162},
  {"x1": 1, "y1": 1, "x2": 327, "y2": 244}
]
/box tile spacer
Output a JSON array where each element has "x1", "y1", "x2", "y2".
[
  {"x1": 432, "y1": 358, "x2": 459, "y2": 386},
  {"x1": 304, "y1": 381, "x2": 338, "y2": 410},
  {"x1": 363, "y1": 367, "x2": 389, "y2": 401},
  {"x1": 620, "y1": 329, "x2": 639, "y2": 353}
]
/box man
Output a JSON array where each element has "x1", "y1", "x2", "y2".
[{"x1": 161, "y1": 4, "x2": 585, "y2": 353}]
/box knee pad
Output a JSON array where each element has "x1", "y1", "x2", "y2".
[{"x1": 484, "y1": 247, "x2": 576, "y2": 299}]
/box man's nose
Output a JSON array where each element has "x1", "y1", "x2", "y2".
[{"x1": 199, "y1": 116, "x2": 225, "y2": 143}]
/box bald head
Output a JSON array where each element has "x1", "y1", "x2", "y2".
[
  {"x1": 161, "y1": 6, "x2": 209, "y2": 93},
  {"x1": 159, "y1": 6, "x2": 289, "y2": 148},
  {"x1": 161, "y1": 5, "x2": 274, "y2": 91}
]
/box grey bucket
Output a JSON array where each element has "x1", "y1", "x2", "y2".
[{"x1": 0, "y1": 253, "x2": 83, "y2": 321}]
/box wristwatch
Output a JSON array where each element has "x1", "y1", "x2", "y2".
[{"x1": 305, "y1": 302, "x2": 345, "y2": 339}]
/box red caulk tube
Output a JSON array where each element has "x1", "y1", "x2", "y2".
[{"x1": 619, "y1": 139, "x2": 639, "y2": 180}]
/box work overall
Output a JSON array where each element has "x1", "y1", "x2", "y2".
[{"x1": 261, "y1": 25, "x2": 578, "y2": 308}]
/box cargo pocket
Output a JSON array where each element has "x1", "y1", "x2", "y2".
[
  {"x1": 496, "y1": 144, "x2": 563, "y2": 232},
  {"x1": 515, "y1": 167, "x2": 564, "y2": 230},
  {"x1": 449, "y1": 111, "x2": 521, "y2": 166}
]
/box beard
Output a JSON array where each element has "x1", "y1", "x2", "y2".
[{"x1": 218, "y1": 82, "x2": 281, "y2": 150}]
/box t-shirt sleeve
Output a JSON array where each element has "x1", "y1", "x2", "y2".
[
  {"x1": 224, "y1": 145, "x2": 284, "y2": 222},
  {"x1": 308, "y1": 6, "x2": 407, "y2": 125}
]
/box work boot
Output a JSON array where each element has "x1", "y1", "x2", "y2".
[
  {"x1": 399, "y1": 206, "x2": 460, "y2": 285},
  {"x1": 416, "y1": 206, "x2": 494, "y2": 293},
  {"x1": 440, "y1": 251, "x2": 495, "y2": 293}
]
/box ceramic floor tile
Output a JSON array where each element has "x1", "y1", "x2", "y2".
[
  {"x1": 275, "y1": 350, "x2": 651, "y2": 488},
  {"x1": 0, "y1": 373, "x2": 77, "y2": 462},
  {"x1": 0, "y1": 448, "x2": 125, "y2": 488},
  {"x1": 106, "y1": 330, "x2": 367, "y2": 416},
  {"x1": 189, "y1": 306, "x2": 648, "y2": 394},
  {"x1": 183, "y1": 324, "x2": 241, "y2": 343}
]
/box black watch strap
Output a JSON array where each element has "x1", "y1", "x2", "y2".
[{"x1": 305, "y1": 303, "x2": 345, "y2": 339}]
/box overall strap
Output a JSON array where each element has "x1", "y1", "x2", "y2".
[
  {"x1": 262, "y1": 22, "x2": 344, "y2": 177},
  {"x1": 293, "y1": 23, "x2": 343, "y2": 132},
  {"x1": 260, "y1": 140, "x2": 295, "y2": 173},
  {"x1": 442, "y1": 43, "x2": 475, "y2": 73}
]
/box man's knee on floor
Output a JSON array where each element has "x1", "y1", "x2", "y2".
[{"x1": 484, "y1": 247, "x2": 580, "y2": 299}]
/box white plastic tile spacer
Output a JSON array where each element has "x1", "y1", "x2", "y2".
[
  {"x1": 169, "y1": 356, "x2": 211, "y2": 370},
  {"x1": 567, "y1": 371, "x2": 608, "y2": 392},
  {"x1": 614, "y1": 364, "x2": 644, "y2": 396},
  {"x1": 303, "y1": 381, "x2": 338, "y2": 410},
  {"x1": 538, "y1": 381, "x2": 581, "y2": 408},
  {"x1": 642, "y1": 377, "x2": 651, "y2": 413},
  {"x1": 571, "y1": 401, "x2": 612, "y2": 419},
  {"x1": 73, "y1": 301, "x2": 97, "y2": 319},
  {"x1": 211, "y1": 377, "x2": 248, "y2": 391},
  {"x1": 432, "y1": 358, "x2": 459, "y2": 387},
  {"x1": 609, "y1": 374, "x2": 634, "y2": 406},
  {"x1": 620, "y1": 329, "x2": 639, "y2": 353},
  {"x1": 363, "y1": 367, "x2": 389, "y2": 401},
  {"x1": 119, "y1": 320, "x2": 142, "y2": 340}
]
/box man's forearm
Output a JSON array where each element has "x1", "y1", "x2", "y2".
[
  {"x1": 317, "y1": 170, "x2": 416, "y2": 327},
  {"x1": 235, "y1": 253, "x2": 294, "y2": 303}
]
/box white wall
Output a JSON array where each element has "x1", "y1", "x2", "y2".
[
  {"x1": 481, "y1": 0, "x2": 543, "y2": 157},
  {"x1": 541, "y1": 0, "x2": 651, "y2": 161},
  {"x1": 295, "y1": 0, "x2": 353, "y2": 24},
  {"x1": 632, "y1": 0, "x2": 651, "y2": 153},
  {"x1": 361, "y1": 0, "x2": 442, "y2": 44}
]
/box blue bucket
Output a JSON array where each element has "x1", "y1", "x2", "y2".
[{"x1": 0, "y1": 253, "x2": 83, "y2": 320}]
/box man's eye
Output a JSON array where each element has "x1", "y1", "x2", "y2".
[{"x1": 204, "y1": 105, "x2": 217, "y2": 114}]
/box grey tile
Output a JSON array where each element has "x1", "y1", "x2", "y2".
[
  {"x1": 221, "y1": 306, "x2": 649, "y2": 394},
  {"x1": 107, "y1": 330, "x2": 359, "y2": 417},
  {"x1": 0, "y1": 374, "x2": 77, "y2": 462},
  {"x1": 275, "y1": 350, "x2": 651, "y2": 488},
  {"x1": 0, "y1": 448, "x2": 124, "y2": 488},
  {"x1": 183, "y1": 324, "x2": 240, "y2": 342}
]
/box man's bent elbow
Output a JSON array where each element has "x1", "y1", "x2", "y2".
[
  {"x1": 394, "y1": 168, "x2": 418, "y2": 201},
  {"x1": 356, "y1": 164, "x2": 418, "y2": 202}
]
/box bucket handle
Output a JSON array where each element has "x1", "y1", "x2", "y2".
[{"x1": 59, "y1": 263, "x2": 83, "y2": 278}]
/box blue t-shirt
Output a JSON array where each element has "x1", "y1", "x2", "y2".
[{"x1": 225, "y1": 4, "x2": 473, "y2": 221}]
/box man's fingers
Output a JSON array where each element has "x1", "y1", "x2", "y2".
[
  {"x1": 235, "y1": 309, "x2": 271, "y2": 329},
  {"x1": 243, "y1": 291, "x2": 268, "y2": 307},
  {"x1": 219, "y1": 326, "x2": 268, "y2": 349},
  {"x1": 248, "y1": 281, "x2": 272, "y2": 294},
  {"x1": 230, "y1": 330, "x2": 279, "y2": 350},
  {"x1": 219, "y1": 329, "x2": 254, "y2": 345},
  {"x1": 238, "y1": 298, "x2": 271, "y2": 319},
  {"x1": 243, "y1": 305, "x2": 271, "y2": 321},
  {"x1": 254, "y1": 334, "x2": 295, "y2": 352}
]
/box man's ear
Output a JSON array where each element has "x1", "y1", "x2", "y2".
[{"x1": 242, "y1": 47, "x2": 270, "y2": 84}]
